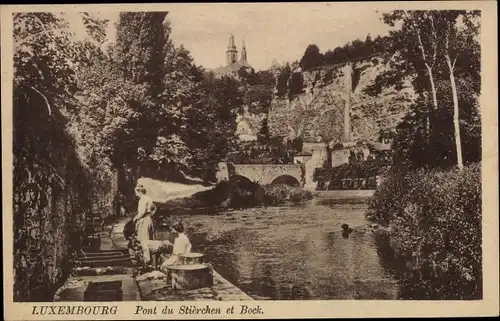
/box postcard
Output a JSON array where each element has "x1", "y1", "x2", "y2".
[{"x1": 2, "y1": 1, "x2": 498, "y2": 319}]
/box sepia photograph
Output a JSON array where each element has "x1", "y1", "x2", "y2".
[{"x1": 2, "y1": 1, "x2": 498, "y2": 319}]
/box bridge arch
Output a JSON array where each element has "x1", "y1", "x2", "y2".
[
  {"x1": 270, "y1": 175, "x2": 301, "y2": 187},
  {"x1": 226, "y1": 163, "x2": 305, "y2": 187}
]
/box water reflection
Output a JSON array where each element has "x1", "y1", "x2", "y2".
[{"x1": 168, "y1": 199, "x2": 399, "y2": 300}]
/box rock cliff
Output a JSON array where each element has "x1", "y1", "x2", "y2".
[{"x1": 267, "y1": 57, "x2": 417, "y2": 143}]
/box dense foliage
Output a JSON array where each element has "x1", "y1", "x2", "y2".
[
  {"x1": 13, "y1": 12, "x2": 108, "y2": 302},
  {"x1": 366, "y1": 10, "x2": 481, "y2": 170},
  {"x1": 275, "y1": 63, "x2": 292, "y2": 98},
  {"x1": 299, "y1": 35, "x2": 391, "y2": 71},
  {"x1": 238, "y1": 69, "x2": 275, "y2": 114},
  {"x1": 11, "y1": 9, "x2": 483, "y2": 302},
  {"x1": 74, "y1": 13, "x2": 243, "y2": 194},
  {"x1": 364, "y1": 10, "x2": 483, "y2": 300},
  {"x1": 367, "y1": 164, "x2": 482, "y2": 299},
  {"x1": 288, "y1": 72, "x2": 305, "y2": 98},
  {"x1": 13, "y1": 11, "x2": 243, "y2": 301},
  {"x1": 227, "y1": 136, "x2": 303, "y2": 165},
  {"x1": 313, "y1": 156, "x2": 391, "y2": 190}
]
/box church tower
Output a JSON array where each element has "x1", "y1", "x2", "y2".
[
  {"x1": 226, "y1": 34, "x2": 238, "y2": 65},
  {"x1": 240, "y1": 39, "x2": 247, "y2": 61}
]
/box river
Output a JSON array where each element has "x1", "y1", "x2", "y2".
[{"x1": 160, "y1": 198, "x2": 400, "y2": 300}]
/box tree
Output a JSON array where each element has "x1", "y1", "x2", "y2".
[
  {"x1": 257, "y1": 118, "x2": 271, "y2": 145},
  {"x1": 382, "y1": 11, "x2": 442, "y2": 138},
  {"x1": 289, "y1": 137, "x2": 304, "y2": 153},
  {"x1": 275, "y1": 63, "x2": 291, "y2": 98},
  {"x1": 255, "y1": 70, "x2": 275, "y2": 87},
  {"x1": 77, "y1": 12, "x2": 241, "y2": 186},
  {"x1": 244, "y1": 85, "x2": 273, "y2": 114},
  {"x1": 364, "y1": 34, "x2": 374, "y2": 56},
  {"x1": 288, "y1": 72, "x2": 304, "y2": 99},
  {"x1": 299, "y1": 44, "x2": 324, "y2": 70},
  {"x1": 109, "y1": 12, "x2": 169, "y2": 181},
  {"x1": 370, "y1": 10, "x2": 481, "y2": 170},
  {"x1": 241, "y1": 69, "x2": 275, "y2": 114},
  {"x1": 114, "y1": 12, "x2": 167, "y2": 93},
  {"x1": 441, "y1": 11, "x2": 480, "y2": 170},
  {"x1": 194, "y1": 75, "x2": 243, "y2": 180},
  {"x1": 13, "y1": 12, "x2": 110, "y2": 301},
  {"x1": 321, "y1": 35, "x2": 389, "y2": 66}
]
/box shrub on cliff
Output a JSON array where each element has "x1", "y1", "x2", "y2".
[
  {"x1": 367, "y1": 163, "x2": 482, "y2": 299},
  {"x1": 275, "y1": 64, "x2": 292, "y2": 98},
  {"x1": 299, "y1": 44, "x2": 324, "y2": 70}
]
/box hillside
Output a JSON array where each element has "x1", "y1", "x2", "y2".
[{"x1": 267, "y1": 56, "x2": 417, "y2": 143}]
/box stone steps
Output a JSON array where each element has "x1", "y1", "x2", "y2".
[
  {"x1": 74, "y1": 266, "x2": 135, "y2": 277},
  {"x1": 55, "y1": 274, "x2": 140, "y2": 301},
  {"x1": 78, "y1": 250, "x2": 128, "y2": 258},
  {"x1": 76, "y1": 258, "x2": 132, "y2": 268}
]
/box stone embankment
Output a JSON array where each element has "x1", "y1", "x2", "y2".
[
  {"x1": 55, "y1": 216, "x2": 253, "y2": 302},
  {"x1": 313, "y1": 189, "x2": 375, "y2": 203}
]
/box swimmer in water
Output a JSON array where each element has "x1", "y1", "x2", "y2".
[
  {"x1": 341, "y1": 224, "x2": 353, "y2": 238},
  {"x1": 342, "y1": 224, "x2": 374, "y2": 238}
]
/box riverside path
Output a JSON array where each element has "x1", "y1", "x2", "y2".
[{"x1": 54, "y1": 216, "x2": 252, "y2": 301}]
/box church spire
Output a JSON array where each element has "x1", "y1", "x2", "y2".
[
  {"x1": 226, "y1": 33, "x2": 238, "y2": 65},
  {"x1": 241, "y1": 38, "x2": 247, "y2": 61},
  {"x1": 228, "y1": 33, "x2": 235, "y2": 48}
]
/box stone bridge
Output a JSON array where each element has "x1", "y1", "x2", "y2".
[{"x1": 217, "y1": 163, "x2": 305, "y2": 187}]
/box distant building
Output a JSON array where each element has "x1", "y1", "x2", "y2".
[
  {"x1": 235, "y1": 106, "x2": 265, "y2": 142},
  {"x1": 330, "y1": 142, "x2": 370, "y2": 167},
  {"x1": 293, "y1": 152, "x2": 312, "y2": 164},
  {"x1": 269, "y1": 58, "x2": 284, "y2": 70},
  {"x1": 236, "y1": 117, "x2": 257, "y2": 142},
  {"x1": 212, "y1": 34, "x2": 254, "y2": 78}
]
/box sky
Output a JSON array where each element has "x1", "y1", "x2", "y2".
[{"x1": 95, "y1": 3, "x2": 391, "y2": 71}]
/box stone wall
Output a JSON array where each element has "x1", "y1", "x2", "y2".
[
  {"x1": 13, "y1": 129, "x2": 118, "y2": 302},
  {"x1": 303, "y1": 144, "x2": 329, "y2": 189},
  {"x1": 13, "y1": 151, "x2": 92, "y2": 302}
]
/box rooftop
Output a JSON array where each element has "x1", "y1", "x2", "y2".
[{"x1": 212, "y1": 60, "x2": 254, "y2": 76}]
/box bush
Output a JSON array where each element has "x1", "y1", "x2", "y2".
[
  {"x1": 367, "y1": 163, "x2": 482, "y2": 299},
  {"x1": 262, "y1": 184, "x2": 313, "y2": 206},
  {"x1": 313, "y1": 158, "x2": 390, "y2": 190},
  {"x1": 191, "y1": 181, "x2": 312, "y2": 209},
  {"x1": 313, "y1": 167, "x2": 331, "y2": 190}
]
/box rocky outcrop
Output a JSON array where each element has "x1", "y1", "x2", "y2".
[{"x1": 267, "y1": 57, "x2": 417, "y2": 143}]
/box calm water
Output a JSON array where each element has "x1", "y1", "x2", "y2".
[{"x1": 162, "y1": 199, "x2": 400, "y2": 300}]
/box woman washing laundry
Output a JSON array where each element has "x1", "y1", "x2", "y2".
[{"x1": 160, "y1": 222, "x2": 192, "y2": 271}]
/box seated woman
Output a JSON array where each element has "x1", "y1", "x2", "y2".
[{"x1": 160, "y1": 222, "x2": 192, "y2": 272}]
